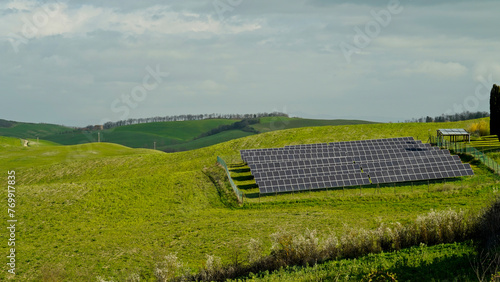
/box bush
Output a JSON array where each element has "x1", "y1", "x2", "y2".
[
  {"x1": 270, "y1": 229, "x2": 320, "y2": 266},
  {"x1": 247, "y1": 238, "x2": 264, "y2": 264},
  {"x1": 469, "y1": 250, "x2": 500, "y2": 282},
  {"x1": 362, "y1": 270, "x2": 397, "y2": 282},
  {"x1": 492, "y1": 271, "x2": 500, "y2": 282},
  {"x1": 155, "y1": 253, "x2": 183, "y2": 282},
  {"x1": 199, "y1": 255, "x2": 225, "y2": 281},
  {"x1": 475, "y1": 196, "x2": 500, "y2": 249},
  {"x1": 468, "y1": 120, "x2": 490, "y2": 136}
]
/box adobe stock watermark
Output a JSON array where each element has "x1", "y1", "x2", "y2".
[
  {"x1": 6, "y1": 171, "x2": 17, "y2": 276},
  {"x1": 269, "y1": 106, "x2": 290, "y2": 131},
  {"x1": 64, "y1": 132, "x2": 99, "y2": 163},
  {"x1": 63, "y1": 65, "x2": 169, "y2": 161},
  {"x1": 444, "y1": 74, "x2": 494, "y2": 116},
  {"x1": 339, "y1": 0, "x2": 404, "y2": 64},
  {"x1": 7, "y1": 0, "x2": 64, "y2": 53},
  {"x1": 212, "y1": 0, "x2": 243, "y2": 22},
  {"x1": 101, "y1": 64, "x2": 170, "y2": 124}
]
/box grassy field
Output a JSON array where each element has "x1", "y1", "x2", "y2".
[
  {"x1": 1, "y1": 119, "x2": 498, "y2": 281},
  {"x1": 0, "y1": 136, "x2": 24, "y2": 148},
  {"x1": 251, "y1": 117, "x2": 377, "y2": 133},
  {"x1": 43, "y1": 119, "x2": 240, "y2": 150},
  {"x1": 470, "y1": 135, "x2": 500, "y2": 152},
  {"x1": 164, "y1": 130, "x2": 255, "y2": 152},
  {"x1": 0, "y1": 121, "x2": 71, "y2": 139},
  {"x1": 0, "y1": 136, "x2": 57, "y2": 150},
  {"x1": 35, "y1": 117, "x2": 377, "y2": 152}
]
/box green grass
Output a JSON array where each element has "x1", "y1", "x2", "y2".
[
  {"x1": 252, "y1": 117, "x2": 377, "y2": 133},
  {"x1": 164, "y1": 130, "x2": 255, "y2": 152},
  {"x1": 470, "y1": 135, "x2": 500, "y2": 152},
  {"x1": 0, "y1": 136, "x2": 24, "y2": 149},
  {"x1": 25, "y1": 138, "x2": 60, "y2": 147},
  {"x1": 0, "y1": 119, "x2": 498, "y2": 281},
  {"x1": 43, "y1": 119, "x2": 242, "y2": 151},
  {"x1": 229, "y1": 242, "x2": 477, "y2": 281},
  {"x1": 0, "y1": 142, "x2": 158, "y2": 170},
  {"x1": 0, "y1": 122, "x2": 71, "y2": 139},
  {"x1": 113, "y1": 119, "x2": 238, "y2": 140}
]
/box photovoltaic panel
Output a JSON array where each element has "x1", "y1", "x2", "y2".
[
  {"x1": 258, "y1": 172, "x2": 371, "y2": 194},
  {"x1": 240, "y1": 137, "x2": 474, "y2": 194},
  {"x1": 249, "y1": 156, "x2": 355, "y2": 172},
  {"x1": 369, "y1": 163, "x2": 473, "y2": 184},
  {"x1": 438, "y1": 128, "x2": 469, "y2": 136},
  {"x1": 359, "y1": 155, "x2": 460, "y2": 172},
  {"x1": 253, "y1": 163, "x2": 361, "y2": 181},
  {"x1": 245, "y1": 151, "x2": 349, "y2": 164}
]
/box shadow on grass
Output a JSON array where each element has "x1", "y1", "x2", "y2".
[
  {"x1": 237, "y1": 183, "x2": 258, "y2": 190},
  {"x1": 228, "y1": 162, "x2": 248, "y2": 167},
  {"x1": 233, "y1": 175, "x2": 254, "y2": 181},
  {"x1": 386, "y1": 252, "x2": 474, "y2": 281},
  {"x1": 368, "y1": 178, "x2": 464, "y2": 191},
  {"x1": 230, "y1": 168, "x2": 251, "y2": 173},
  {"x1": 458, "y1": 153, "x2": 480, "y2": 165},
  {"x1": 317, "y1": 247, "x2": 475, "y2": 281},
  {"x1": 240, "y1": 178, "x2": 470, "y2": 201},
  {"x1": 244, "y1": 192, "x2": 260, "y2": 199}
]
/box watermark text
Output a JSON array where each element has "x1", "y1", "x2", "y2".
[{"x1": 7, "y1": 170, "x2": 16, "y2": 275}]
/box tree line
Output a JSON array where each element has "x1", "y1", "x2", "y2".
[
  {"x1": 65, "y1": 112, "x2": 288, "y2": 132},
  {"x1": 0, "y1": 119, "x2": 15, "y2": 128},
  {"x1": 101, "y1": 112, "x2": 288, "y2": 130},
  {"x1": 405, "y1": 111, "x2": 489, "y2": 123}
]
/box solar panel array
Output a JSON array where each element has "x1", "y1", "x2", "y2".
[{"x1": 240, "y1": 137, "x2": 474, "y2": 194}]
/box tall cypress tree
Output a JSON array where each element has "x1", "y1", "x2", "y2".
[{"x1": 490, "y1": 84, "x2": 500, "y2": 137}]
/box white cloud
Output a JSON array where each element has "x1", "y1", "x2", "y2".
[
  {"x1": 198, "y1": 79, "x2": 226, "y2": 95},
  {"x1": 42, "y1": 55, "x2": 70, "y2": 67},
  {"x1": 0, "y1": 3, "x2": 262, "y2": 40},
  {"x1": 401, "y1": 60, "x2": 468, "y2": 78},
  {"x1": 473, "y1": 63, "x2": 500, "y2": 83}
]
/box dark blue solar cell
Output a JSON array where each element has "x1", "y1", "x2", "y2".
[{"x1": 245, "y1": 137, "x2": 474, "y2": 194}]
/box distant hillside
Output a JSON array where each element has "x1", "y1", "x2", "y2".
[
  {"x1": 252, "y1": 117, "x2": 377, "y2": 132},
  {"x1": 0, "y1": 117, "x2": 378, "y2": 152},
  {"x1": 0, "y1": 119, "x2": 72, "y2": 139},
  {"x1": 41, "y1": 117, "x2": 378, "y2": 151},
  {"x1": 43, "y1": 119, "x2": 240, "y2": 151},
  {"x1": 0, "y1": 119, "x2": 16, "y2": 128}
]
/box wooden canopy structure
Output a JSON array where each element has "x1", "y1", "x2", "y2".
[{"x1": 437, "y1": 128, "x2": 470, "y2": 143}]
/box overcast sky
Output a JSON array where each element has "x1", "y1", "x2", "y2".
[{"x1": 1, "y1": 0, "x2": 499, "y2": 126}]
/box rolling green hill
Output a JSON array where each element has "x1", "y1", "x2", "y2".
[
  {"x1": 0, "y1": 136, "x2": 24, "y2": 149},
  {"x1": 38, "y1": 117, "x2": 378, "y2": 152},
  {"x1": 1, "y1": 118, "x2": 498, "y2": 281},
  {"x1": 251, "y1": 117, "x2": 377, "y2": 132},
  {"x1": 42, "y1": 119, "x2": 241, "y2": 151},
  {"x1": 0, "y1": 136, "x2": 57, "y2": 150},
  {"x1": 0, "y1": 119, "x2": 71, "y2": 139}
]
